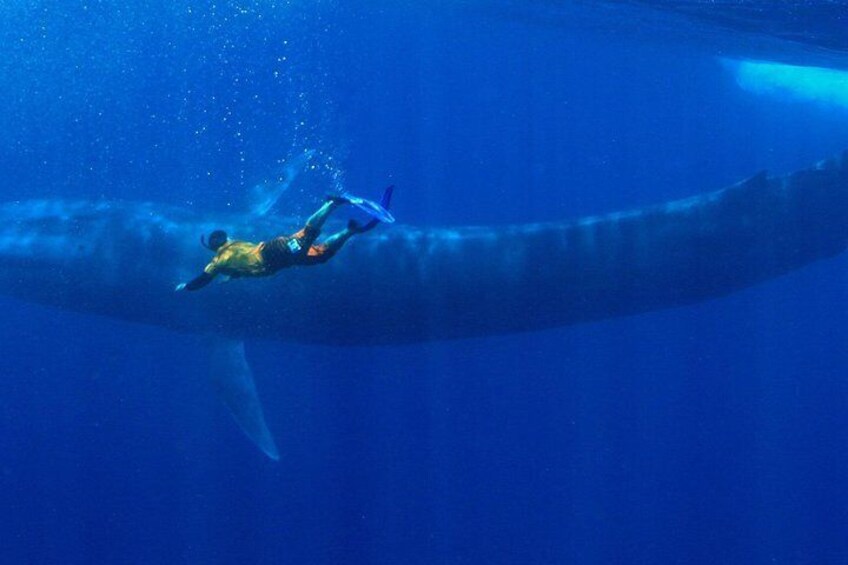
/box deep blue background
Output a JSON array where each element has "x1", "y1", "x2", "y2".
[{"x1": 2, "y1": 2, "x2": 848, "y2": 563}]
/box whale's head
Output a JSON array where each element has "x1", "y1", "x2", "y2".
[
  {"x1": 0, "y1": 200, "x2": 112, "y2": 269},
  {"x1": 0, "y1": 199, "x2": 196, "y2": 307}
]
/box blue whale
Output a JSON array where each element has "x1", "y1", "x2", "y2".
[{"x1": 2, "y1": 151, "x2": 847, "y2": 458}]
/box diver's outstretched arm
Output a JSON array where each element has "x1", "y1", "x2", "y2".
[{"x1": 177, "y1": 272, "x2": 215, "y2": 292}]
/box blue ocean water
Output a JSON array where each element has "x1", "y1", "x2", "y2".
[{"x1": 2, "y1": 2, "x2": 848, "y2": 563}]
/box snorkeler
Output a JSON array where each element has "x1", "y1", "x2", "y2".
[{"x1": 175, "y1": 186, "x2": 393, "y2": 292}]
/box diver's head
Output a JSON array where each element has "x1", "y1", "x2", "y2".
[{"x1": 202, "y1": 229, "x2": 229, "y2": 251}]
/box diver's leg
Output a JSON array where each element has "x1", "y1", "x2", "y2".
[
  {"x1": 322, "y1": 225, "x2": 356, "y2": 252},
  {"x1": 285, "y1": 197, "x2": 348, "y2": 252},
  {"x1": 305, "y1": 196, "x2": 347, "y2": 231},
  {"x1": 304, "y1": 223, "x2": 356, "y2": 265}
]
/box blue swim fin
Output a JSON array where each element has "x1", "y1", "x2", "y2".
[
  {"x1": 342, "y1": 185, "x2": 395, "y2": 224},
  {"x1": 351, "y1": 185, "x2": 394, "y2": 233},
  {"x1": 380, "y1": 185, "x2": 394, "y2": 209}
]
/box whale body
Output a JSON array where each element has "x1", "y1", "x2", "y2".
[
  {"x1": 3, "y1": 151, "x2": 847, "y2": 458},
  {"x1": 3, "y1": 152, "x2": 847, "y2": 344}
]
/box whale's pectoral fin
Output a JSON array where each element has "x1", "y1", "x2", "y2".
[
  {"x1": 209, "y1": 339, "x2": 280, "y2": 461},
  {"x1": 248, "y1": 149, "x2": 316, "y2": 216}
]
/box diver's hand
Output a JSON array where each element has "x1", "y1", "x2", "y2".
[{"x1": 175, "y1": 282, "x2": 187, "y2": 292}]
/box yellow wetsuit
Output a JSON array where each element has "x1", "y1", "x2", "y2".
[
  {"x1": 200, "y1": 226, "x2": 329, "y2": 282},
  {"x1": 204, "y1": 240, "x2": 271, "y2": 278}
]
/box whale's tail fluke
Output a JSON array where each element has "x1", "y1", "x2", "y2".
[{"x1": 209, "y1": 339, "x2": 279, "y2": 461}]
